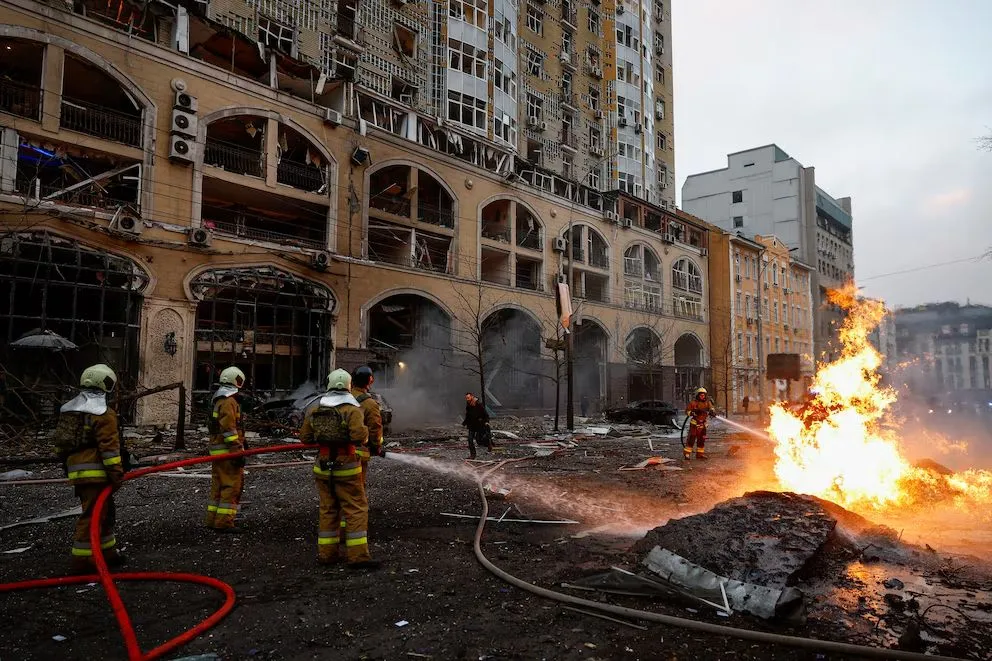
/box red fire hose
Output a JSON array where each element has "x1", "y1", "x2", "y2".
[{"x1": 0, "y1": 443, "x2": 316, "y2": 660}]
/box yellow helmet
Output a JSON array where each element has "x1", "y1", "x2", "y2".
[
  {"x1": 695, "y1": 387, "x2": 707, "y2": 396},
  {"x1": 219, "y1": 366, "x2": 246, "y2": 388},
  {"x1": 327, "y1": 368, "x2": 352, "y2": 391},
  {"x1": 80, "y1": 364, "x2": 118, "y2": 392}
]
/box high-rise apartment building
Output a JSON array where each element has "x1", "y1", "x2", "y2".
[{"x1": 681, "y1": 145, "x2": 853, "y2": 362}]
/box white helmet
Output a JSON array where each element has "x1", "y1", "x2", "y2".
[
  {"x1": 80, "y1": 364, "x2": 118, "y2": 392},
  {"x1": 327, "y1": 368, "x2": 352, "y2": 392},
  {"x1": 219, "y1": 366, "x2": 246, "y2": 388}
]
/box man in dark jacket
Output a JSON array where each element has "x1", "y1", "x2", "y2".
[{"x1": 462, "y1": 392, "x2": 491, "y2": 459}]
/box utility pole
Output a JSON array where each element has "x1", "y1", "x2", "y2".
[{"x1": 565, "y1": 218, "x2": 575, "y2": 431}]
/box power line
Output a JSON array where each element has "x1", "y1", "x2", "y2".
[{"x1": 859, "y1": 252, "x2": 991, "y2": 282}]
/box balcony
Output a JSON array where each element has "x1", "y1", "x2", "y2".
[
  {"x1": 0, "y1": 79, "x2": 41, "y2": 121},
  {"x1": 482, "y1": 225, "x2": 511, "y2": 243},
  {"x1": 561, "y1": 2, "x2": 577, "y2": 29},
  {"x1": 417, "y1": 200, "x2": 455, "y2": 229},
  {"x1": 60, "y1": 97, "x2": 141, "y2": 147},
  {"x1": 205, "y1": 139, "x2": 264, "y2": 178},
  {"x1": 203, "y1": 205, "x2": 326, "y2": 249},
  {"x1": 277, "y1": 159, "x2": 326, "y2": 193},
  {"x1": 560, "y1": 128, "x2": 578, "y2": 151},
  {"x1": 589, "y1": 250, "x2": 609, "y2": 270},
  {"x1": 517, "y1": 229, "x2": 542, "y2": 251}
]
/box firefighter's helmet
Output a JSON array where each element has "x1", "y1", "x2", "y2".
[
  {"x1": 327, "y1": 368, "x2": 352, "y2": 392},
  {"x1": 695, "y1": 387, "x2": 707, "y2": 399},
  {"x1": 219, "y1": 366, "x2": 246, "y2": 388},
  {"x1": 80, "y1": 364, "x2": 118, "y2": 393}
]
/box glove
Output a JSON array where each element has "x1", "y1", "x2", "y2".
[{"x1": 375, "y1": 445, "x2": 386, "y2": 458}]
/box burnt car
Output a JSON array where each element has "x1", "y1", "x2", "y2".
[
  {"x1": 256, "y1": 390, "x2": 393, "y2": 434},
  {"x1": 604, "y1": 400, "x2": 678, "y2": 426}
]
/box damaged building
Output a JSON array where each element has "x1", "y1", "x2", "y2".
[{"x1": 0, "y1": 0, "x2": 706, "y2": 426}]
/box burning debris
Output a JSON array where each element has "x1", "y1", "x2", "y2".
[{"x1": 768, "y1": 285, "x2": 992, "y2": 514}]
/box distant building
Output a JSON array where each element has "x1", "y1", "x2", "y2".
[
  {"x1": 681, "y1": 144, "x2": 853, "y2": 364},
  {"x1": 865, "y1": 300, "x2": 897, "y2": 375},
  {"x1": 893, "y1": 303, "x2": 992, "y2": 403}
]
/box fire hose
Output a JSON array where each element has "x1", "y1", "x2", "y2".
[
  {"x1": 0, "y1": 443, "x2": 317, "y2": 661},
  {"x1": 471, "y1": 464, "x2": 969, "y2": 661}
]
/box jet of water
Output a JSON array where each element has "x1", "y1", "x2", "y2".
[{"x1": 714, "y1": 415, "x2": 772, "y2": 442}]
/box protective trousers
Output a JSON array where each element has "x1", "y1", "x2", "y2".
[
  {"x1": 684, "y1": 422, "x2": 707, "y2": 457},
  {"x1": 205, "y1": 458, "x2": 244, "y2": 529},
  {"x1": 71, "y1": 484, "x2": 119, "y2": 570},
  {"x1": 315, "y1": 460, "x2": 370, "y2": 565}
]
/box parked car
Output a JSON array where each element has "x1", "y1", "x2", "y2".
[{"x1": 604, "y1": 400, "x2": 678, "y2": 426}]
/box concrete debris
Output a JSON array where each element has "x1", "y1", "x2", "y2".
[
  {"x1": 439, "y1": 513, "x2": 579, "y2": 524},
  {"x1": 3, "y1": 545, "x2": 33, "y2": 554},
  {"x1": 578, "y1": 427, "x2": 611, "y2": 436},
  {"x1": 0, "y1": 505, "x2": 83, "y2": 532},
  {"x1": 618, "y1": 457, "x2": 677, "y2": 471},
  {"x1": 642, "y1": 547, "x2": 805, "y2": 621},
  {"x1": 883, "y1": 577, "x2": 905, "y2": 590},
  {"x1": 0, "y1": 470, "x2": 33, "y2": 481},
  {"x1": 491, "y1": 430, "x2": 521, "y2": 440}
]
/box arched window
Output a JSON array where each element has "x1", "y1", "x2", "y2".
[
  {"x1": 479, "y1": 198, "x2": 545, "y2": 291},
  {"x1": 671, "y1": 258, "x2": 702, "y2": 294},
  {"x1": 623, "y1": 244, "x2": 662, "y2": 311},
  {"x1": 562, "y1": 225, "x2": 610, "y2": 303}
]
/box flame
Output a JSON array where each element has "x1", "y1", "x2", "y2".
[{"x1": 768, "y1": 284, "x2": 992, "y2": 513}]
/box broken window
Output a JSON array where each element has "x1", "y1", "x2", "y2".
[
  {"x1": 526, "y1": 138, "x2": 543, "y2": 165},
  {"x1": 393, "y1": 22, "x2": 417, "y2": 57},
  {"x1": 672, "y1": 258, "x2": 703, "y2": 294},
  {"x1": 275, "y1": 125, "x2": 328, "y2": 194},
  {"x1": 587, "y1": 8, "x2": 600, "y2": 35},
  {"x1": 73, "y1": 0, "x2": 157, "y2": 40},
  {"x1": 390, "y1": 77, "x2": 418, "y2": 106},
  {"x1": 526, "y1": 48, "x2": 544, "y2": 76},
  {"x1": 366, "y1": 294, "x2": 452, "y2": 388},
  {"x1": 202, "y1": 178, "x2": 328, "y2": 248},
  {"x1": 481, "y1": 308, "x2": 542, "y2": 408},
  {"x1": 61, "y1": 54, "x2": 142, "y2": 147},
  {"x1": 447, "y1": 90, "x2": 486, "y2": 130},
  {"x1": 514, "y1": 256, "x2": 542, "y2": 291},
  {"x1": 258, "y1": 16, "x2": 295, "y2": 53},
  {"x1": 526, "y1": 93, "x2": 543, "y2": 121},
  {"x1": 205, "y1": 116, "x2": 265, "y2": 178},
  {"x1": 481, "y1": 248, "x2": 511, "y2": 286},
  {"x1": 0, "y1": 38, "x2": 44, "y2": 121},
  {"x1": 449, "y1": 0, "x2": 487, "y2": 27},
  {"x1": 191, "y1": 267, "x2": 334, "y2": 400},
  {"x1": 494, "y1": 60, "x2": 516, "y2": 96},
  {"x1": 0, "y1": 232, "x2": 148, "y2": 421},
  {"x1": 14, "y1": 136, "x2": 140, "y2": 212},
  {"x1": 448, "y1": 39, "x2": 487, "y2": 78},
  {"x1": 526, "y1": 3, "x2": 544, "y2": 34}
]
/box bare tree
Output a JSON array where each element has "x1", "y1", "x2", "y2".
[
  {"x1": 978, "y1": 128, "x2": 992, "y2": 152},
  {"x1": 443, "y1": 281, "x2": 507, "y2": 410},
  {"x1": 708, "y1": 328, "x2": 737, "y2": 413},
  {"x1": 618, "y1": 310, "x2": 678, "y2": 402}
]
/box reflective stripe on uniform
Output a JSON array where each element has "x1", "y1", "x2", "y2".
[
  {"x1": 331, "y1": 462, "x2": 362, "y2": 478},
  {"x1": 317, "y1": 531, "x2": 340, "y2": 546},
  {"x1": 313, "y1": 465, "x2": 331, "y2": 477},
  {"x1": 207, "y1": 504, "x2": 219, "y2": 513},
  {"x1": 223, "y1": 432, "x2": 239, "y2": 443},
  {"x1": 345, "y1": 531, "x2": 368, "y2": 547},
  {"x1": 68, "y1": 462, "x2": 107, "y2": 480},
  {"x1": 355, "y1": 448, "x2": 370, "y2": 458},
  {"x1": 209, "y1": 444, "x2": 231, "y2": 456},
  {"x1": 215, "y1": 502, "x2": 239, "y2": 515},
  {"x1": 101, "y1": 453, "x2": 122, "y2": 466}
]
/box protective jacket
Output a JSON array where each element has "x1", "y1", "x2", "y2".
[
  {"x1": 351, "y1": 387, "x2": 383, "y2": 459},
  {"x1": 205, "y1": 389, "x2": 245, "y2": 529},
  {"x1": 209, "y1": 390, "x2": 245, "y2": 456},
  {"x1": 56, "y1": 390, "x2": 124, "y2": 487},
  {"x1": 686, "y1": 399, "x2": 714, "y2": 427},
  {"x1": 300, "y1": 392, "x2": 369, "y2": 479}
]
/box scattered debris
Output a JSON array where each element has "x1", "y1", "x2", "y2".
[
  {"x1": 883, "y1": 577, "x2": 905, "y2": 590},
  {"x1": 0, "y1": 470, "x2": 33, "y2": 481},
  {"x1": 619, "y1": 457, "x2": 678, "y2": 471},
  {"x1": 0, "y1": 506, "x2": 83, "y2": 532},
  {"x1": 395, "y1": 620, "x2": 409, "y2": 628},
  {"x1": 52, "y1": 635, "x2": 67, "y2": 642},
  {"x1": 439, "y1": 513, "x2": 579, "y2": 525},
  {"x1": 3, "y1": 545, "x2": 33, "y2": 554}
]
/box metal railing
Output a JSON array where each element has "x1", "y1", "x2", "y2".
[
  {"x1": 481, "y1": 226, "x2": 510, "y2": 242},
  {"x1": 516, "y1": 230, "x2": 542, "y2": 251},
  {"x1": 369, "y1": 193, "x2": 412, "y2": 218},
  {"x1": 204, "y1": 208, "x2": 326, "y2": 249},
  {"x1": 204, "y1": 139, "x2": 264, "y2": 178},
  {"x1": 61, "y1": 97, "x2": 141, "y2": 147},
  {"x1": 589, "y1": 250, "x2": 610, "y2": 269},
  {"x1": 417, "y1": 201, "x2": 455, "y2": 228},
  {"x1": 277, "y1": 160, "x2": 326, "y2": 193},
  {"x1": 561, "y1": 128, "x2": 578, "y2": 149},
  {"x1": 15, "y1": 177, "x2": 137, "y2": 211},
  {"x1": 0, "y1": 79, "x2": 41, "y2": 120},
  {"x1": 515, "y1": 275, "x2": 543, "y2": 292}
]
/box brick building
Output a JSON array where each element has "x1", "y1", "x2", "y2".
[{"x1": 0, "y1": 0, "x2": 703, "y2": 426}]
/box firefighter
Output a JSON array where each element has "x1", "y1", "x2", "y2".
[
  {"x1": 53, "y1": 364, "x2": 127, "y2": 573},
  {"x1": 300, "y1": 368, "x2": 379, "y2": 570},
  {"x1": 205, "y1": 366, "x2": 247, "y2": 532},
  {"x1": 351, "y1": 365, "x2": 384, "y2": 491},
  {"x1": 684, "y1": 387, "x2": 714, "y2": 460}
]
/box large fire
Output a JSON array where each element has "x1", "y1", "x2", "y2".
[{"x1": 768, "y1": 285, "x2": 992, "y2": 513}]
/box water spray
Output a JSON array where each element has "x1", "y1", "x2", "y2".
[{"x1": 714, "y1": 415, "x2": 772, "y2": 442}]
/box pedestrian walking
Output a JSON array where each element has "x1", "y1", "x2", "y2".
[{"x1": 462, "y1": 392, "x2": 490, "y2": 459}]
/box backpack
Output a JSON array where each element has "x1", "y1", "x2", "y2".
[
  {"x1": 52, "y1": 412, "x2": 92, "y2": 457},
  {"x1": 356, "y1": 393, "x2": 372, "y2": 404},
  {"x1": 310, "y1": 406, "x2": 351, "y2": 446}
]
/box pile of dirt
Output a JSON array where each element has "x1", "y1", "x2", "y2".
[{"x1": 632, "y1": 491, "x2": 842, "y2": 588}]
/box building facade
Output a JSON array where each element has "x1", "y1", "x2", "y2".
[
  {"x1": 707, "y1": 230, "x2": 814, "y2": 412},
  {"x1": 681, "y1": 144, "x2": 852, "y2": 363},
  {"x1": 0, "y1": 0, "x2": 701, "y2": 428},
  {"x1": 894, "y1": 303, "x2": 992, "y2": 406}
]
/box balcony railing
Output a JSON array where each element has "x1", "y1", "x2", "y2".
[
  {"x1": 515, "y1": 275, "x2": 543, "y2": 292},
  {"x1": 589, "y1": 251, "x2": 609, "y2": 269},
  {"x1": 370, "y1": 193, "x2": 412, "y2": 218},
  {"x1": 61, "y1": 97, "x2": 141, "y2": 147},
  {"x1": 481, "y1": 226, "x2": 510, "y2": 242},
  {"x1": 205, "y1": 139, "x2": 264, "y2": 178},
  {"x1": 277, "y1": 160, "x2": 326, "y2": 193},
  {"x1": 0, "y1": 79, "x2": 41, "y2": 121},
  {"x1": 204, "y1": 207, "x2": 326, "y2": 249},
  {"x1": 517, "y1": 230, "x2": 542, "y2": 251},
  {"x1": 482, "y1": 272, "x2": 511, "y2": 286},
  {"x1": 624, "y1": 259, "x2": 643, "y2": 277},
  {"x1": 417, "y1": 201, "x2": 455, "y2": 228},
  {"x1": 15, "y1": 177, "x2": 138, "y2": 211},
  {"x1": 561, "y1": 128, "x2": 578, "y2": 150}
]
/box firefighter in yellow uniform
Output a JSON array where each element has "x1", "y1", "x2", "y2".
[
  {"x1": 351, "y1": 365, "x2": 384, "y2": 491},
  {"x1": 684, "y1": 387, "x2": 714, "y2": 460},
  {"x1": 54, "y1": 364, "x2": 127, "y2": 573},
  {"x1": 205, "y1": 366, "x2": 247, "y2": 532},
  {"x1": 300, "y1": 369, "x2": 380, "y2": 570}
]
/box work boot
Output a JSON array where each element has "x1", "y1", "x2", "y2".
[
  {"x1": 682, "y1": 450, "x2": 692, "y2": 461},
  {"x1": 346, "y1": 559, "x2": 382, "y2": 571},
  {"x1": 696, "y1": 453, "x2": 709, "y2": 461},
  {"x1": 68, "y1": 557, "x2": 94, "y2": 576}
]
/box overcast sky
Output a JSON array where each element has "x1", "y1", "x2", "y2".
[{"x1": 673, "y1": 0, "x2": 992, "y2": 309}]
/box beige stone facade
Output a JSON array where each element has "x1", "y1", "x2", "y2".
[{"x1": 0, "y1": 0, "x2": 701, "y2": 426}]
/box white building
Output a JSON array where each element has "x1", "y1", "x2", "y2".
[{"x1": 682, "y1": 144, "x2": 854, "y2": 361}]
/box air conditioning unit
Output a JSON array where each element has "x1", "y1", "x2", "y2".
[
  {"x1": 174, "y1": 91, "x2": 197, "y2": 113},
  {"x1": 654, "y1": 44, "x2": 664, "y2": 56},
  {"x1": 605, "y1": 211, "x2": 619, "y2": 223},
  {"x1": 111, "y1": 211, "x2": 142, "y2": 237},
  {"x1": 169, "y1": 134, "x2": 195, "y2": 164},
  {"x1": 552, "y1": 236, "x2": 568, "y2": 252},
  {"x1": 559, "y1": 51, "x2": 571, "y2": 64},
  {"x1": 661, "y1": 232, "x2": 675, "y2": 244},
  {"x1": 539, "y1": 121, "x2": 548, "y2": 131},
  {"x1": 188, "y1": 227, "x2": 212, "y2": 248},
  {"x1": 700, "y1": 248, "x2": 708, "y2": 256},
  {"x1": 590, "y1": 145, "x2": 603, "y2": 157},
  {"x1": 171, "y1": 108, "x2": 197, "y2": 137},
  {"x1": 527, "y1": 116, "x2": 541, "y2": 129},
  {"x1": 311, "y1": 250, "x2": 332, "y2": 270},
  {"x1": 592, "y1": 66, "x2": 602, "y2": 78},
  {"x1": 618, "y1": 117, "x2": 628, "y2": 128},
  {"x1": 616, "y1": 3, "x2": 624, "y2": 13},
  {"x1": 323, "y1": 108, "x2": 342, "y2": 126},
  {"x1": 620, "y1": 217, "x2": 632, "y2": 228},
  {"x1": 634, "y1": 123, "x2": 642, "y2": 134},
  {"x1": 655, "y1": 108, "x2": 664, "y2": 120},
  {"x1": 735, "y1": 274, "x2": 742, "y2": 282},
  {"x1": 594, "y1": 110, "x2": 605, "y2": 120}
]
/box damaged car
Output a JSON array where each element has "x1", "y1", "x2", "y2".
[
  {"x1": 256, "y1": 390, "x2": 393, "y2": 434},
  {"x1": 603, "y1": 400, "x2": 678, "y2": 426}
]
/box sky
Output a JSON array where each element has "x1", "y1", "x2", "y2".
[{"x1": 673, "y1": 0, "x2": 992, "y2": 309}]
